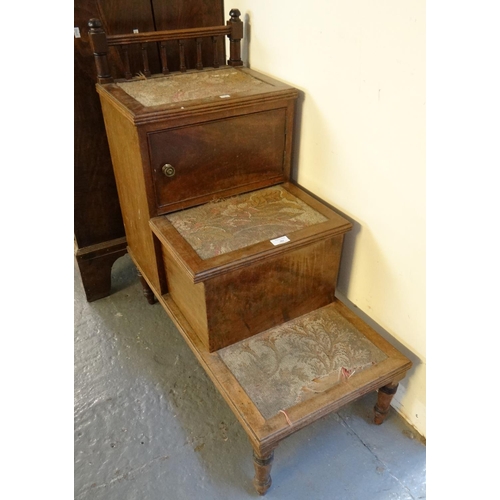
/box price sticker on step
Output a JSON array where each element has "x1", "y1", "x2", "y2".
[{"x1": 270, "y1": 235, "x2": 290, "y2": 246}]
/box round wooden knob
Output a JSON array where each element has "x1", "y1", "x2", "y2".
[{"x1": 162, "y1": 164, "x2": 176, "y2": 177}]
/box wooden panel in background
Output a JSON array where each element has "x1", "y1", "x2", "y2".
[
  {"x1": 74, "y1": 0, "x2": 226, "y2": 301},
  {"x1": 152, "y1": 0, "x2": 225, "y2": 71}
]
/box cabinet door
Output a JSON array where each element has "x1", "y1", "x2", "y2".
[{"x1": 148, "y1": 108, "x2": 287, "y2": 213}]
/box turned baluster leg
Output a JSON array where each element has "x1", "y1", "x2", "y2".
[
  {"x1": 137, "y1": 270, "x2": 156, "y2": 304},
  {"x1": 374, "y1": 383, "x2": 399, "y2": 425},
  {"x1": 253, "y1": 450, "x2": 274, "y2": 496}
]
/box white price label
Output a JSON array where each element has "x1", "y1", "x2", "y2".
[{"x1": 270, "y1": 236, "x2": 290, "y2": 246}]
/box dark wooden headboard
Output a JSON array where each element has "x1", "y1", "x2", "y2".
[{"x1": 89, "y1": 8, "x2": 243, "y2": 84}]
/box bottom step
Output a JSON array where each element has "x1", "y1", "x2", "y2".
[
  {"x1": 218, "y1": 303, "x2": 390, "y2": 420},
  {"x1": 158, "y1": 294, "x2": 411, "y2": 457}
]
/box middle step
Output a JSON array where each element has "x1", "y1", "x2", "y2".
[{"x1": 150, "y1": 182, "x2": 352, "y2": 352}]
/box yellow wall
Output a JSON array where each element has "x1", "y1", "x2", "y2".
[{"x1": 227, "y1": 1, "x2": 426, "y2": 436}]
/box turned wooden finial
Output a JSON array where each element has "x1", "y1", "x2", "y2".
[
  {"x1": 229, "y1": 8, "x2": 242, "y2": 21},
  {"x1": 88, "y1": 18, "x2": 103, "y2": 33},
  {"x1": 227, "y1": 8, "x2": 243, "y2": 66},
  {"x1": 88, "y1": 18, "x2": 113, "y2": 84}
]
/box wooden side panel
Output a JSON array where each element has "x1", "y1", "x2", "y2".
[
  {"x1": 205, "y1": 236, "x2": 345, "y2": 351},
  {"x1": 76, "y1": 0, "x2": 152, "y2": 248},
  {"x1": 99, "y1": 96, "x2": 162, "y2": 291},
  {"x1": 162, "y1": 246, "x2": 209, "y2": 348},
  {"x1": 148, "y1": 109, "x2": 287, "y2": 212},
  {"x1": 74, "y1": 51, "x2": 125, "y2": 249}
]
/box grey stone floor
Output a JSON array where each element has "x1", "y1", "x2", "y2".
[{"x1": 74, "y1": 254, "x2": 426, "y2": 500}]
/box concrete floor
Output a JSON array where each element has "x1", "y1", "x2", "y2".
[{"x1": 74, "y1": 254, "x2": 426, "y2": 500}]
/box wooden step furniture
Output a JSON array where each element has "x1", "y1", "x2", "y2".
[{"x1": 88, "y1": 10, "x2": 412, "y2": 495}]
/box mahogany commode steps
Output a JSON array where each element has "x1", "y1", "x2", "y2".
[{"x1": 89, "y1": 11, "x2": 412, "y2": 495}]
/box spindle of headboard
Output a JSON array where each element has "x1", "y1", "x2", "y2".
[{"x1": 88, "y1": 9, "x2": 243, "y2": 84}]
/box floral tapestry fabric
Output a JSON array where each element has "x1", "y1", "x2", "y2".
[
  {"x1": 218, "y1": 304, "x2": 388, "y2": 419},
  {"x1": 166, "y1": 186, "x2": 328, "y2": 259},
  {"x1": 117, "y1": 68, "x2": 273, "y2": 107}
]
